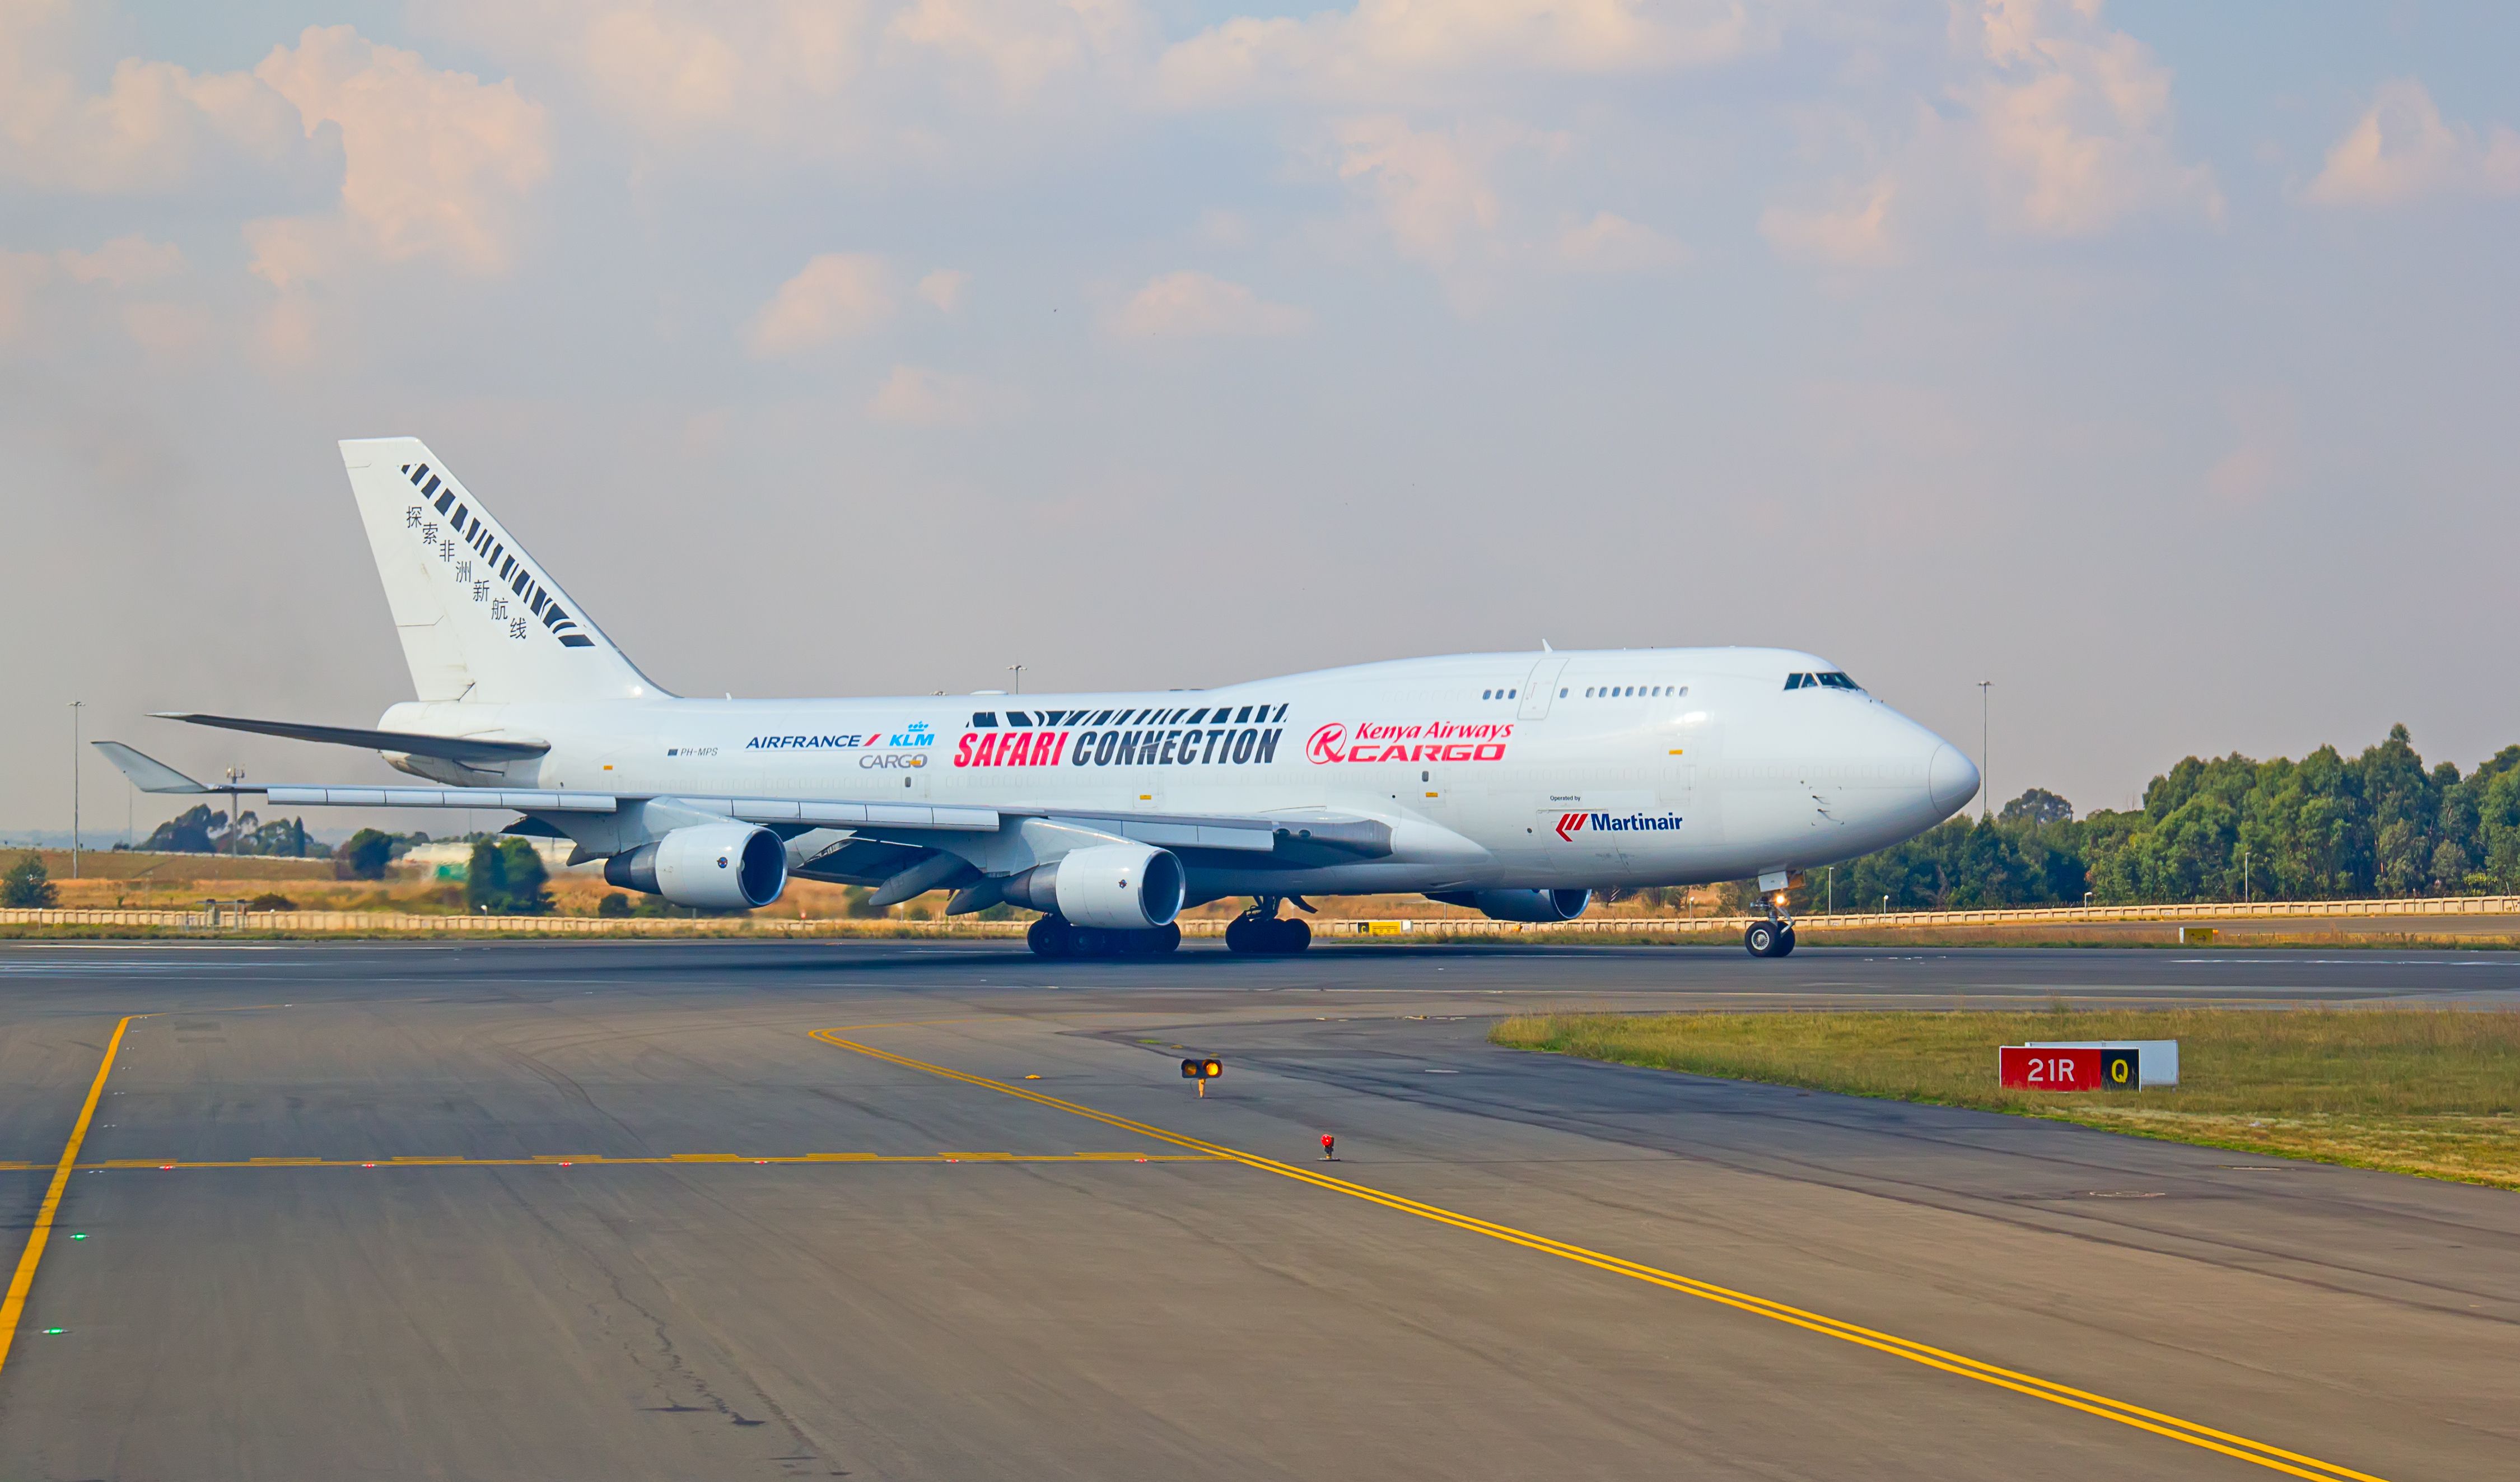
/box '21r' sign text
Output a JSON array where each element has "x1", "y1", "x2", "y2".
[{"x1": 1999, "y1": 1045, "x2": 2140, "y2": 1092}]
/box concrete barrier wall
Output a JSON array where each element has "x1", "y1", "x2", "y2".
[{"x1": 10, "y1": 892, "x2": 2520, "y2": 936}]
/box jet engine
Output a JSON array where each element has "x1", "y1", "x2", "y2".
[
  {"x1": 1002, "y1": 842, "x2": 1186, "y2": 930},
  {"x1": 603, "y1": 823, "x2": 788, "y2": 910},
  {"x1": 1433, "y1": 888, "x2": 1592, "y2": 922}
]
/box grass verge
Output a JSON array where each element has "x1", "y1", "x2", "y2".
[{"x1": 1491, "y1": 1008, "x2": 2520, "y2": 1189}]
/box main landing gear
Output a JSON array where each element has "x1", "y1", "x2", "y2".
[
  {"x1": 1744, "y1": 914, "x2": 1796, "y2": 958},
  {"x1": 1028, "y1": 916, "x2": 1181, "y2": 959},
  {"x1": 1225, "y1": 897, "x2": 1312, "y2": 956}
]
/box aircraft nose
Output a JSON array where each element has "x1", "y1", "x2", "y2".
[{"x1": 1928, "y1": 743, "x2": 1981, "y2": 815}]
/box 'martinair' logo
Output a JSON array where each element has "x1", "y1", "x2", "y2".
[
  {"x1": 400, "y1": 462, "x2": 594, "y2": 649},
  {"x1": 1555, "y1": 811, "x2": 1685, "y2": 842}
]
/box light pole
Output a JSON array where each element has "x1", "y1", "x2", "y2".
[
  {"x1": 223, "y1": 768, "x2": 244, "y2": 853},
  {"x1": 68, "y1": 700, "x2": 82, "y2": 879},
  {"x1": 1976, "y1": 680, "x2": 1992, "y2": 817}
]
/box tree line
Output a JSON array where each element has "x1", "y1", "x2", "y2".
[{"x1": 1803, "y1": 724, "x2": 2520, "y2": 911}]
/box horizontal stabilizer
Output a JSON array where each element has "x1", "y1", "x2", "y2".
[
  {"x1": 92, "y1": 742, "x2": 211, "y2": 795},
  {"x1": 153, "y1": 712, "x2": 548, "y2": 762}
]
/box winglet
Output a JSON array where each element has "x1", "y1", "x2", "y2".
[{"x1": 92, "y1": 742, "x2": 211, "y2": 794}]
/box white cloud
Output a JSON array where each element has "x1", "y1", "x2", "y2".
[
  {"x1": 748, "y1": 253, "x2": 896, "y2": 355},
  {"x1": 249, "y1": 27, "x2": 551, "y2": 277},
  {"x1": 57, "y1": 235, "x2": 187, "y2": 288},
  {"x1": 2205, "y1": 390, "x2": 2297, "y2": 506},
  {"x1": 437, "y1": 1, "x2": 865, "y2": 141},
  {"x1": 886, "y1": 0, "x2": 1141, "y2": 100},
  {"x1": 0, "y1": 6, "x2": 304, "y2": 194},
  {"x1": 1760, "y1": 177, "x2": 1896, "y2": 265},
  {"x1": 0, "y1": 234, "x2": 198, "y2": 356},
  {"x1": 1110, "y1": 271, "x2": 1308, "y2": 337},
  {"x1": 868, "y1": 363, "x2": 983, "y2": 425},
  {"x1": 1556, "y1": 211, "x2": 1682, "y2": 272},
  {"x1": 1156, "y1": 0, "x2": 1768, "y2": 106},
  {"x1": 916, "y1": 268, "x2": 969, "y2": 311},
  {"x1": 0, "y1": 250, "x2": 49, "y2": 341},
  {"x1": 1329, "y1": 116, "x2": 1506, "y2": 268},
  {"x1": 1954, "y1": 0, "x2": 2220, "y2": 236},
  {"x1": 2304, "y1": 80, "x2": 2520, "y2": 208}
]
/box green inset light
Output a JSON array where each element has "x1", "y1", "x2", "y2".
[{"x1": 41, "y1": 1327, "x2": 64, "y2": 1335}]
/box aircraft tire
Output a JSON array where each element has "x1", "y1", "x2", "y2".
[
  {"x1": 1139, "y1": 922, "x2": 1182, "y2": 956},
  {"x1": 1225, "y1": 915, "x2": 1265, "y2": 954},
  {"x1": 1744, "y1": 921, "x2": 1779, "y2": 957},
  {"x1": 1028, "y1": 916, "x2": 1074, "y2": 958},
  {"x1": 1273, "y1": 917, "x2": 1312, "y2": 954},
  {"x1": 1773, "y1": 926, "x2": 1796, "y2": 957}
]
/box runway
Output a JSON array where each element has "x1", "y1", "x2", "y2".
[{"x1": 0, "y1": 941, "x2": 2508, "y2": 1480}]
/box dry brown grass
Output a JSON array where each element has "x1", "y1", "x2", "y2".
[{"x1": 1492, "y1": 1008, "x2": 2520, "y2": 1189}]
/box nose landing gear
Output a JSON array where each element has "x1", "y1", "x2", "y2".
[{"x1": 1744, "y1": 910, "x2": 1796, "y2": 958}]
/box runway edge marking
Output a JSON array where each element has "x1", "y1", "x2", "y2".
[
  {"x1": 810, "y1": 1027, "x2": 2387, "y2": 1482},
  {"x1": 0, "y1": 1014, "x2": 133, "y2": 1377}
]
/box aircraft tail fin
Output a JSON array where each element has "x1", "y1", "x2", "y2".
[{"x1": 339, "y1": 438, "x2": 666, "y2": 704}]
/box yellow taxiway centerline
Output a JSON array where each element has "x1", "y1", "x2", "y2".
[
  {"x1": 78, "y1": 1153, "x2": 1216, "y2": 1169},
  {"x1": 0, "y1": 1015, "x2": 134, "y2": 1377},
  {"x1": 809, "y1": 1026, "x2": 2388, "y2": 1482}
]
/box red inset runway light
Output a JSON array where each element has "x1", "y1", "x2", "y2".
[{"x1": 1321, "y1": 1134, "x2": 1336, "y2": 1161}]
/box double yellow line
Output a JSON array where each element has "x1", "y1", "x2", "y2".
[
  {"x1": 0, "y1": 1015, "x2": 132, "y2": 1378},
  {"x1": 811, "y1": 1028, "x2": 2388, "y2": 1482}
]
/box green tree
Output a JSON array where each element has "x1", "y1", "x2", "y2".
[
  {"x1": 465, "y1": 837, "x2": 552, "y2": 915},
  {"x1": 334, "y1": 829, "x2": 396, "y2": 880},
  {"x1": 2, "y1": 854, "x2": 58, "y2": 908},
  {"x1": 1997, "y1": 788, "x2": 2074, "y2": 826},
  {"x1": 239, "y1": 816, "x2": 314, "y2": 857},
  {"x1": 140, "y1": 805, "x2": 222, "y2": 854}
]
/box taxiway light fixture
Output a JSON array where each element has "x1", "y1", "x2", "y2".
[{"x1": 1181, "y1": 1059, "x2": 1222, "y2": 1079}]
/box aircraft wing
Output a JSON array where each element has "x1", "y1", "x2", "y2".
[
  {"x1": 152, "y1": 712, "x2": 550, "y2": 763},
  {"x1": 91, "y1": 742, "x2": 1388, "y2": 856}
]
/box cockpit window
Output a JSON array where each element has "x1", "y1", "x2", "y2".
[
  {"x1": 1783, "y1": 673, "x2": 1807, "y2": 690},
  {"x1": 1817, "y1": 672, "x2": 1863, "y2": 691},
  {"x1": 1787, "y1": 672, "x2": 1863, "y2": 692}
]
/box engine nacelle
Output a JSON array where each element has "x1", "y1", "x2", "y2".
[
  {"x1": 1002, "y1": 842, "x2": 1185, "y2": 930},
  {"x1": 1442, "y1": 888, "x2": 1592, "y2": 923},
  {"x1": 604, "y1": 823, "x2": 787, "y2": 910}
]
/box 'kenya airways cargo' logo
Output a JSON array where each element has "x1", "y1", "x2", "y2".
[{"x1": 1306, "y1": 719, "x2": 1511, "y2": 765}]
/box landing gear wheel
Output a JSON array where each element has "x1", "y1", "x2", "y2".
[
  {"x1": 1137, "y1": 922, "x2": 1182, "y2": 956},
  {"x1": 1744, "y1": 921, "x2": 1780, "y2": 958},
  {"x1": 1028, "y1": 916, "x2": 1073, "y2": 958},
  {"x1": 1225, "y1": 915, "x2": 1258, "y2": 954},
  {"x1": 1272, "y1": 917, "x2": 1312, "y2": 954},
  {"x1": 1772, "y1": 926, "x2": 1795, "y2": 957}
]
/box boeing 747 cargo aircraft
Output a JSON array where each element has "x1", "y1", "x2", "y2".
[{"x1": 99, "y1": 439, "x2": 1980, "y2": 957}]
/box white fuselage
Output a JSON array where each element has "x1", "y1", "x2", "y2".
[{"x1": 376, "y1": 646, "x2": 1978, "y2": 901}]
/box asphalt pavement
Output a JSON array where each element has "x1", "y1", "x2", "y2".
[{"x1": 0, "y1": 940, "x2": 2507, "y2": 1480}]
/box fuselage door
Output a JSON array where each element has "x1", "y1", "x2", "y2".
[{"x1": 1519, "y1": 658, "x2": 1570, "y2": 720}]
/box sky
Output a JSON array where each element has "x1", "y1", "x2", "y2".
[{"x1": 5, "y1": 0, "x2": 2517, "y2": 842}]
